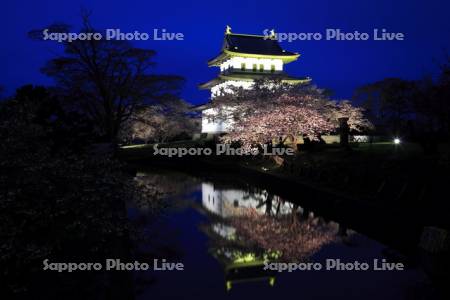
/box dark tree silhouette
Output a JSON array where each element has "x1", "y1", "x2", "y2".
[
  {"x1": 0, "y1": 85, "x2": 176, "y2": 299},
  {"x1": 354, "y1": 57, "x2": 450, "y2": 146},
  {"x1": 355, "y1": 78, "x2": 415, "y2": 135},
  {"x1": 30, "y1": 14, "x2": 184, "y2": 143}
]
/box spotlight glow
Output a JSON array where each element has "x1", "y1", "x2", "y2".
[{"x1": 394, "y1": 138, "x2": 401, "y2": 145}]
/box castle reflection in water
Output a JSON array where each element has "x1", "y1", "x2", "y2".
[
  {"x1": 199, "y1": 182, "x2": 342, "y2": 290},
  {"x1": 201, "y1": 182, "x2": 299, "y2": 217}
]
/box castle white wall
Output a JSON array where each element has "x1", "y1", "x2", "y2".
[
  {"x1": 210, "y1": 80, "x2": 254, "y2": 98},
  {"x1": 219, "y1": 57, "x2": 283, "y2": 72},
  {"x1": 202, "y1": 56, "x2": 285, "y2": 134},
  {"x1": 201, "y1": 182, "x2": 295, "y2": 217}
]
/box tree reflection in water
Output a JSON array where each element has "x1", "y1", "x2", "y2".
[
  {"x1": 133, "y1": 171, "x2": 199, "y2": 212},
  {"x1": 201, "y1": 183, "x2": 338, "y2": 263},
  {"x1": 129, "y1": 171, "x2": 200, "y2": 293}
]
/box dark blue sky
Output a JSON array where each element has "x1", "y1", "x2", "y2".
[{"x1": 1, "y1": 0, "x2": 450, "y2": 104}]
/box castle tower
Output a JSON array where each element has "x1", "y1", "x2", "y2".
[{"x1": 199, "y1": 26, "x2": 310, "y2": 134}]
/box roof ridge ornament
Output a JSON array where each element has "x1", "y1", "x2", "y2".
[
  {"x1": 269, "y1": 29, "x2": 276, "y2": 39},
  {"x1": 225, "y1": 25, "x2": 232, "y2": 35}
]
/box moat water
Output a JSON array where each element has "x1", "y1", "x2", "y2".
[{"x1": 129, "y1": 169, "x2": 431, "y2": 300}]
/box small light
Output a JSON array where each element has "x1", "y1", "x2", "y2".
[
  {"x1": 394, "y1": 138, "x2": 401, "y2": 144},
  {"x1": 269, "y1": 277, "x2": 276, "y2": 286}
]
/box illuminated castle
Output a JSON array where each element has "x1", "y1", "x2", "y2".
[{"x1": 199, "y1": 26, "x2": 310, "y2": 134}]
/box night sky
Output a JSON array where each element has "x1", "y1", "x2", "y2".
[{"x1": 1, "y1": 0, "x2": 450, "y2": 104}]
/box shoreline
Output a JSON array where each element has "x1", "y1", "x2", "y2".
[{"x1": 122, "y1": 153, "x2": 423, "y2": 253}]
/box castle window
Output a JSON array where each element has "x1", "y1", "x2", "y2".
[
  {"x1": 241, "y1": 63, "x2": 246, "y2": 71},
  {"x1": 259, "y1": 64, "x2": 264, "y2": 72},
  {"x1": 253, "y1": 64, "x2": 257, "y2": 72},
  {"x1": 271, "y1": 65, "x2": 275, "y2": 73}
]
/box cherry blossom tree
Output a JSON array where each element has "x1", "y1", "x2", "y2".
[
  {"x1": 210, "y1": 79, "x2": 372, "y2": 148},
  {"x1": 330, "y1": 100, "x2": 374, "y2": 132},
  {"x1": 120, "y1": 101, "x2": 199, "y2": 144}
]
